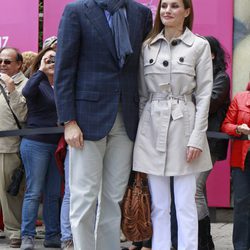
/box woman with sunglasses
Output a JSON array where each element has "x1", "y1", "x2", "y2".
[{"x1": 20, "y1": 47, "x2": 62, "y2": 250}]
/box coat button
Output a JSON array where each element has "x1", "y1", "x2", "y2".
[
  {"x1": 163, "y1": 60, "x2": 169, "y2": 67},
  {"x1": 179, "y1": 57, "x2": 184, "y2": 62},
  {"x1": 149, "y1": 59, "x2": 154, "y2": 64},
  {"x1": 171, "y1": 40, "x2": 178, "y2": 46}
]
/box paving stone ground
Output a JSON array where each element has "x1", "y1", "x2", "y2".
[{"x1": 0, "y1": 223, "x2": 233, "y2": 250}]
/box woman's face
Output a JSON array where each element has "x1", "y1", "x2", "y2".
[
  {"x1": 160, "y1": 0, "x2": 190, "y2": 30},
  {"x1": 42, "y1": 50, "x2": 56, "y2": 75}
]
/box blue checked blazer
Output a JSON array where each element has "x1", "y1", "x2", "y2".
[{"x1": 54, "y1": 0, "x2": 152, "y2": 141}]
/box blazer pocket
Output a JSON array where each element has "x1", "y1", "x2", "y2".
[{"x1": 75, "y1": 91, "x2": 100, "y2": 101}]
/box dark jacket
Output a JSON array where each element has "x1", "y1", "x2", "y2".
[
  {"x1": 208, "y1": 70, "x2": 230, "y2": 160},
  {"x1": 54, "y1": 0, "x2": 152, "y2": 141},
  {"x1": 22, "y1": 70, "x2": 61, "y2": 144}
]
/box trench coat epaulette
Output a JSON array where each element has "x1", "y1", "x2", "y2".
[{"x1": 195, "y1": 33, "x2": 207, "y2": 40}]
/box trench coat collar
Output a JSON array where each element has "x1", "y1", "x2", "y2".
[{"x1": 149, "y1": 27, "x2": 195, "y2": 47}]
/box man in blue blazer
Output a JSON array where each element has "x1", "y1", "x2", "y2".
[{"x1": 54, "y1": 0, "x2": 152, "y2": 249}]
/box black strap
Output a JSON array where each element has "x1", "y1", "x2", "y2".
[
  {"x1": 207, "y1": 131, "x2": 229, "y2": 139},
  {"x1": 0, "y1": 127, "x2": 64, "y2": 137},
  {"x1": 0, "y1": 127, "x2": 248, "y2": 140},
  {"x1": 207, "y1": 131, "x2": 248, "y2": 140},
  {"x1": 0, "y1": 79, "x2": 22, "y2": 129}
]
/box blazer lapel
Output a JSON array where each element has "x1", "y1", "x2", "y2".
[
  {"x1": 83, "y1": 0, "x2": 117, "y2": 61},
  {"x1": 126, "y1": 1, "x2": 141, "y2": 59}
]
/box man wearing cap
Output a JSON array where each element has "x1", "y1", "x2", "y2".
[
  {"x1": 54, "y1": 0, "x2": 152, "y2": 249},
  {"x1": 0, "y1": 47, "x2": 27, "y2": 248}
]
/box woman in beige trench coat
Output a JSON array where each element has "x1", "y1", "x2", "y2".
[{"x1": 133, "y1": 0, "x2": 213, "y2": 249}]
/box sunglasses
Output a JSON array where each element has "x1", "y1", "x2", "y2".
[{"x1": 0, "y1": 59, "x2": 16, "y2": 65}]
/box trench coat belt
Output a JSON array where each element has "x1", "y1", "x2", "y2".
[
  {"x1": 149, "y1": 92, "x2": 192, "y2": 103},
  {"x1": 148, "y1": 93, "x2": 192, "y2": 153}
]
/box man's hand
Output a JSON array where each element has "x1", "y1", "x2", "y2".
[
  {"x1": 186, "y1": 146, "x2": 202, "y2": 163},
  {"x1": 237, "y1": 123, "x2": 250, "y2": 135},
  {"x1": 0, "y1": 73, "x2": 15, "y2": 93},
  {"x1": 64, "y1": 121, "x2": 84, "y2": 148}
]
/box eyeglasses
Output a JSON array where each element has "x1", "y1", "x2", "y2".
[{"x1": 0, "y1": 59, "x2": 16, "y2": 65}]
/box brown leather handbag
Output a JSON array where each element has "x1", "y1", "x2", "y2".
[{"x1": 121, "y1": 171, "x2": 152, "y2": 242}]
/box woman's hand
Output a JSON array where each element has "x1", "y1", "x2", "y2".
[
  {"x1": 186, "y1": 146, "x2": 202, "y2": 163},
  {"x1": 236, "y1": 123, "x2": 250, "y2": 135},
  {"x1": 39, "y1": 55, "x2": 55, "y2": 76}
]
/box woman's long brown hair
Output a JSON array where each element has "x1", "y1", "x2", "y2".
[{"x1": 146, "y1": 0, "x2": 194, "y2": 44}]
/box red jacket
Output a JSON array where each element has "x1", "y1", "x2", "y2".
[
  {"x1": 221, "y1": 91, "x2": 250, "y2": 169},
  {"x1": 55, "y1": 136, "x2": 67, "y2": 177}
]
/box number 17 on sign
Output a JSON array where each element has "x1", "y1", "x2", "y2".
[{"x1": 0, "y1": 36, "x2": 9, "y2": 48}]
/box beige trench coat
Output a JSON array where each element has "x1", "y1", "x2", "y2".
[
  {"x1": 0, "y1": 72, "x2": 27, "y2": 153},
  {"x1": 133, "y1": 28, "x2": 213, "y2": 176}
]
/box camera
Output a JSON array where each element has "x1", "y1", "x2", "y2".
[{"x1": 47, "y1": 55, "x2": 55, "y2": 64}]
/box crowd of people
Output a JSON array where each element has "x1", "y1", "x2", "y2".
[{"x1": 0, "y1": 0, "x2": 249, "y2": 250}]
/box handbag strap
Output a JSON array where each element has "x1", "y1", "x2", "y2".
[
  {"x1": 135, "y1": 172, "x2": 148, "y2": 187},
  {"x1": 0, "y1": 79, "x2": 21, "y2": 129}
]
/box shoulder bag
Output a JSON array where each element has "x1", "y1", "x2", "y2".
[{"x1": 121, "y1": 171, "x2": 153, "y2": 242}]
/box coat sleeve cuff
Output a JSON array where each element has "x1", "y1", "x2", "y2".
[{"x1": 187, "y1": 130, "x2": 206, "y2": 151}]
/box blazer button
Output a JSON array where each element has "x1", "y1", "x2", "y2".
[
  {"x1": 179, "y1": 57, "x2": 184, "y2": 62},
  {"x1": 163, "y1": 60, "x2": 169, "y2": 67},
  {"x1": 171, "y1": 40, "x2": 178, "y2": 46},
  {"x1": 149, "y1": 59, "x2": 154, "y2": 64}
]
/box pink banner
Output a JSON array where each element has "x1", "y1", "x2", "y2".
[
  {"x1": 0, "y1": 0, "x2": 39, "y2": 52},
  {"x1": 44, "y1": 0, "x2": 233, "y2": 207},
  {"x1": 43, "y1": 0, "x2": 74, "y2": 40}
]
